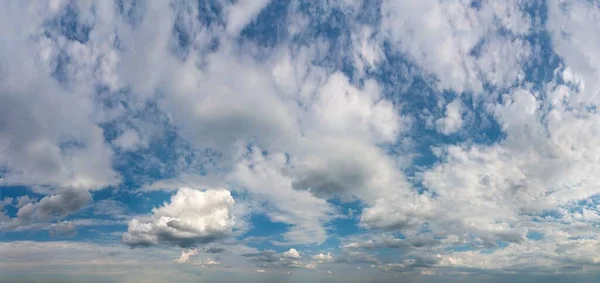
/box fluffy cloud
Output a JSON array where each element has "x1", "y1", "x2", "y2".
[
  {"x1": 230, "y1": 147, "x2": 336, "y2": 244},
  {"x1": 7, "y1": 189, "x2": 91, "y2": 228},
  {"x1": 313, "y1": 252, "x2": 333, "y2": 263},
  {"x1": 282, "y1": 248, "x2": 301, "y2": 259},
  {"x1": 122, "y1": 187, "x2": 235, "y2": 247},
  {"x1": 0, "y1": 2, "x2": 120, "y2": 191},
  {"x1": 381, "y1": 0, "x2": 532, "y2": 92},
  {"x1": 436, "y1": 98, "x2": 464, "y2": 135},
  {"x1": 174, "y1": 249, "x2": 198, "y2": 264}
]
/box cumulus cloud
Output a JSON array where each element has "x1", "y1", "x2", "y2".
[
  {"x1": 282, "y1": 248, "x2": 301, "y2": 259},
  {"x1": 313, "y1": 252, "x2": 333, "y2": 263},
  {"x1": 0, "y1": 1, "x2": 120, "y2": 191},
  {"x1": 12, "y1": 189, "x2": 90, "y2": 226},
  {"x1": 174, "y1": 249, "x2": 198, "y2": 264},
  {"x1": 436, "y1": 98, "x2": 464, "y2": 135},
  {"x1": 122, "y1": 187, "x2": 235, "y2": 247},
  {"x1": 381, "y1": 0, "x2": 532, "y2": 92}
]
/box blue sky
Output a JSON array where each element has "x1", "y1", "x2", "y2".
[{"x1": 2, "y1": 0, "x2": 600, "y2": 282}]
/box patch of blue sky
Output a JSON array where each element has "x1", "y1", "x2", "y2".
[
  {"x1": 114, "y1": 190, "x2": 173, "y2": 215},
  {"x1": 170, "y1": 0, "x2": 223, "y2": 60},
  {"x1": 521, "y1": 28, "x2": 561, "y2": 95},
  {"x1": 527, "y1": 230, "x2": 545, "y2": 241},
  {"x1": 239, "y1": 0, "x2": 291, "y2": 48},
  {"x1": 49, "y1": 51, "x2": 72, "y2": 86},
  {"x1": 326, "y1": 198, "x2": 365, "y2": 237},
  {"x1": 239, "y1": 213, "x2": 290, "y2": 251},
  {"x1": 115, "y1": 0, "x2": 146, "y2": 28},
  {"x1": 45, "y1": 1, "x2": 92, "y2": 44}
]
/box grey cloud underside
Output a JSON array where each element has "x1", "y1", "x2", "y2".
[{"x1": 3, "y1": 0, "x2": 600, "y2": 279}]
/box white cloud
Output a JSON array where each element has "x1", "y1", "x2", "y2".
[
  {"x1": 6, "y1": 0, "x2": 600, "y2": 277},
  {"x1": 381, "y1": 0, "x2": 532, "y2": 92},
  {"x1": 174, "y1": 249, "x2": 198, "y2": 264},
  {"x1": 0, "y1": 2, "x2": 121, "y2": 192},
  {"x1": 230, "y1": 147, "x2": 335, "y2": 245},
  {"x1": 113, "y1": 129, "x2": 147, "y2": 151},
  {"x1": 49, "y1": 221, "x2": 76, "y2": 237},
  {"x1": 313, "y1": 252, "x2": 333, "y2": 263},
  {"x1": 436, "y1": 98, "x2": 464, "y2": 135},
  {"x1": 122, "y1": 187, "x2": 235, "y2": 247},
  {"x1": 256, "y1": 269, "x2": 266, "y2": 273},
  {"x1": 547, "y1": 0, "x2": 600, "y2": 104},
  {"x1": 282, "y1": 248, "x2": 301, "y2": 259}
]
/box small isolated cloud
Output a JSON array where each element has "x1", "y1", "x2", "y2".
[
  {"x1": 282, "y1": 248, "x2": 301, "y2": 259},
  {"x1": 113, "y1": 129, "x2": 147, "y2": 151},
  {"x1": 313, "y1": 252, "x2": 333, "y2": 263},
  {"x1": 436, "y1": 98, "x2": 464, "y2": 135},
  {"x1": 174, "y1": 249, "x2": 198, "y2": 263},
  {"x1": 122, "y1": 187, "x2": 235, "y2": 247},
  {"x1": 256, "y1": 269, "x2": 265, "y2": 273}
]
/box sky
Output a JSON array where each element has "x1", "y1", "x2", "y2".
[{"x1": 2, "y1": 0, "x2": 600, "y2": 282}]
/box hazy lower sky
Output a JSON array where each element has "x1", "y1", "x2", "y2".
[{"x1": 2, "y1": 0, "x2": 600, "y2": 282}]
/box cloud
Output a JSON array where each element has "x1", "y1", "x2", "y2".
[
  {"x1": 313, "y1": 252, "x2": 333, "y2": 263},
  {"x1": 436, "y1": 98, "x2": 464, "y2": 135},
  {"x1": 243, "y1": 250, "x2": 280, "y2": 265},
  {"x1": 175, "y1": 249, "x2": 198, "y2": 264},
  {"x1": 122, "y1": 187, "x2": 235, "y2": 248},
  {"x1": 6, "y1": 0, "x2": 600, "y2": 280},
  {"x1": 0, "y1": 1, "x2": 120, "y2": 191},
  {"x1": 49, "y1": 221, "x2": 77, "y2": 237},
  {"x1": 10, "y1": 188, "x2": 90, "y2": 227},
  {"x1": 381, "y1": 0, "x2": 532, "y2": 92},
  {"x1": 282, "y1": 248, "x2": 301, "y2": 259},
  {"x1": 243, "y1": 248, "x2": 308, "y2": 269},
  {"x1": 225, "y1": 0, "x2": 272, "y2": 36},
  {"x1": 15, "y1": 196, "x2": 34, "y2": 208},
  {"x1": 113, "y1": 129, "x2": 147, "y2": 151},
  {"x1": 206, "y1": 247, "x2": 227, "y2": 254},
  {"x1": 230, "y1": 147, "x2": 336, "y2": 244}
]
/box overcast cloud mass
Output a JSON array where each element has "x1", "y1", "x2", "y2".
[{"x1": 3, "y1": 0, "x2": 600, "y2": 282}]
